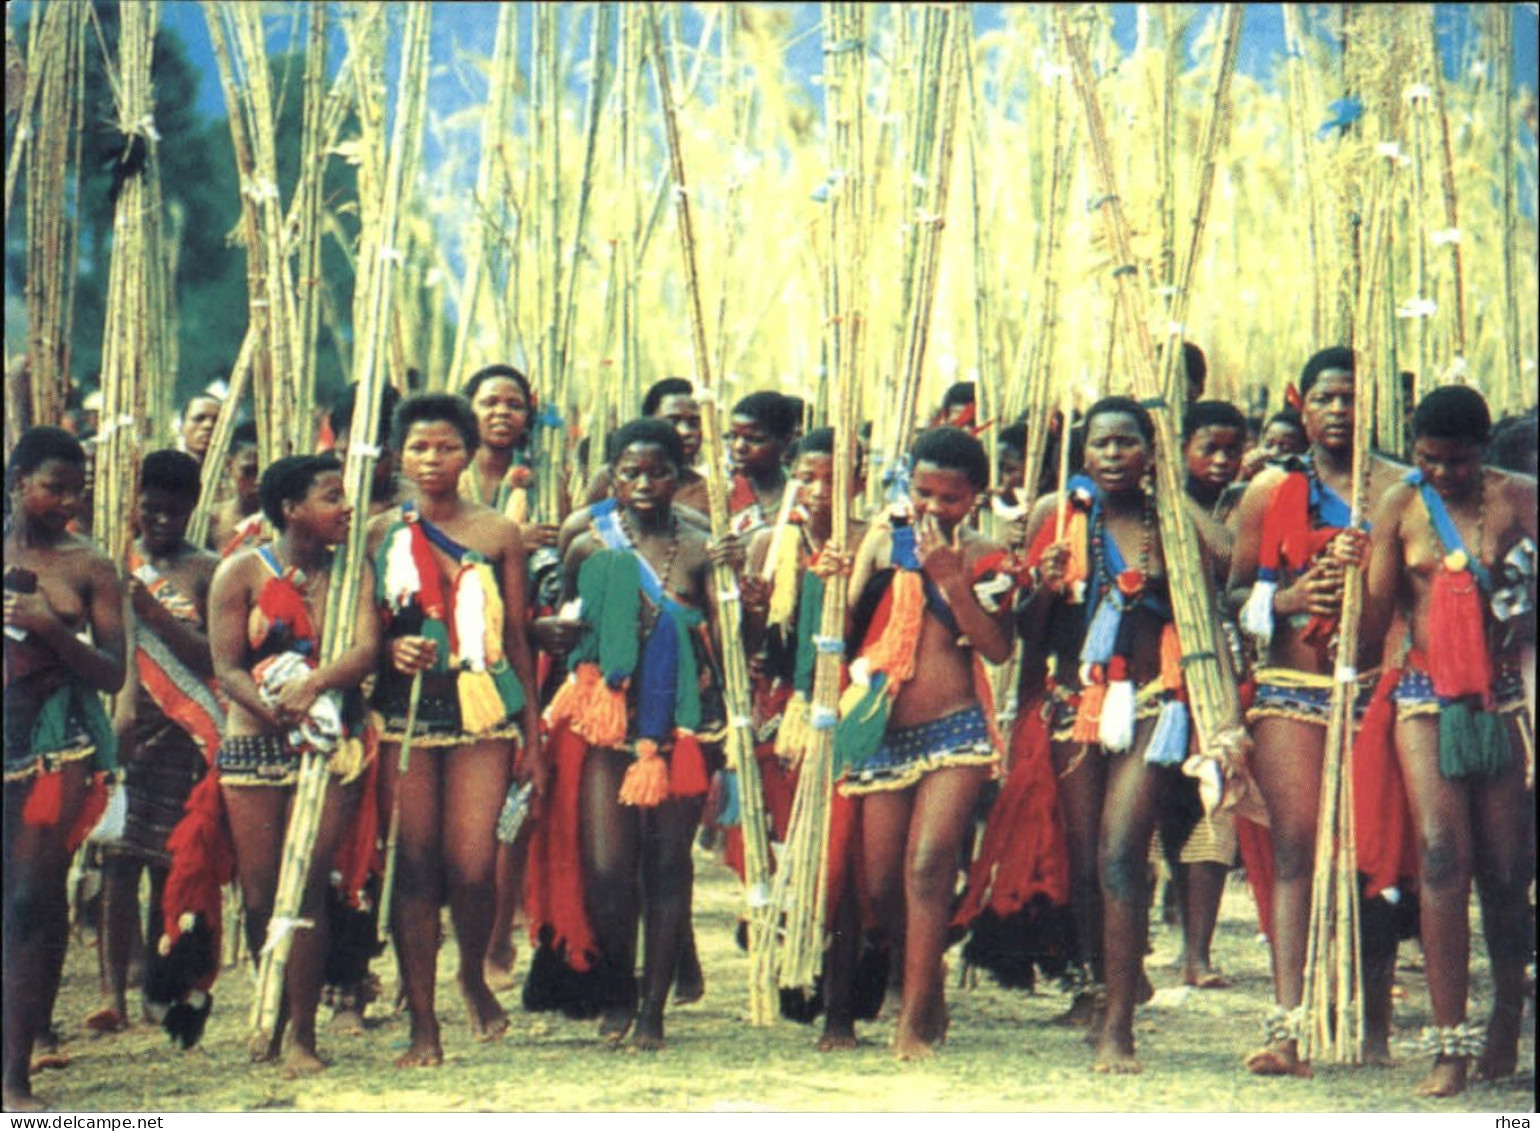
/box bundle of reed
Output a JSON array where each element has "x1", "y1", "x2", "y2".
[
  {"x1": 775, "y1": 0, "x2": 867, "y2": 994},
  {"x1": 1494, "y1": 7, "x2": 1521, "y2": 417},
  {"x1": 248, "y1": 2, "x2": 432, "y2": 1050},
  {"x1": 185, "y1": 326, "x2": 256, "y2": 550},
  {"x1": 1059, "y1": 8, "x2": 1244, "y2": 769},
  {"x1": 887, "y1": 4, "x2": 964, "y2": 462},
  {"x1": 645, "y1": 4, "x2": 776, "y2": 1025},
  {"x1": 204, "y1": 1, "x2": 300, "y2": 466},
  {"x1": 1426, "y1": 9, "x2": 1467, "y2": 370},
  {"x1": 1299, "y1": 155, "x2": 1393, "y2": 1067},
  {"x1": 22, "y1": 0, "x2": 86, "y2": 429},
  {"x1": 445, "y1": 7, "x2": 516, "y2": 392},
  {"x1": 289, "y1": 2, "x2": 328, "y2": 435},
  {"x1": 94, "y1": 0, "x2": 164, "y2": 571}
]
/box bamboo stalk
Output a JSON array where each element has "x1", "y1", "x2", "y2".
[
  {"x1": 777, "y1": 0, "x2": 866, "y2": 993},
  {"x1": 1059, "y1": 8, "x2": 1245, "y2": 770},
  {"x1": 1427, "y1": 8, "x2": 1467, "y2": 366},
  {"x1": 376, "y1": 672, "x2": 423, "y2": 944},
  {"x1": 291, "y1": 1, "x2": 328, "y2": 443},
  {"x1": 1494, "y1": 6, "x2": 1519, "y2": 415},
  {"x1": 186, "y1": 327, "x2": 257, "y2": 550},
  {"x1": 249, "y1": 1, "x2": 432, "y2": 1050},
  {"x1": 644, "y1": 3, "x2": 776, "y2": 1025}
]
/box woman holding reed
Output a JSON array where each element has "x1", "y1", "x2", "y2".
[
  {"x1": 4, "y1": 427, "x2": 126, "y2": 1112},
  {"x1": 369, "y1": 394, "x2": 544, "y2": 1066},
  {"x1": 1227, "y1": 348, "x2": 1405, "y2": 1076},
  {"x1": 205, "y1": 453, "x2": 380, "y2": 1077},
  {"x1": 1015, "y1": 398, "x2": 1229, "y2": 1074}
]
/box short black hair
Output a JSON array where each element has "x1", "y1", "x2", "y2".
[
  {"x1": 8, "y1": 426, "x2": 86, "y2": 489},
  {"x1": 330, "y1": 381, "x2": 402, "y2": 445},
  {"x1": 1412, "y1": 385, "x2": 1491, "y2": 444},
  {"x1": 911, "y1": 425, "x2": 989, "y2": 489},
  {"x1": 1085, "y1": 395, "x2": 1155, "y2": 445},
  {"x1": 1300, "y1": 347, "x2": 1354, "y2": 396},
  {"x1": 1181, "y1": 342, "x2": 1207, "y2": 396},
  {"x1": 1263, "y1": 409, "x2": 1306, "y2": 439},
  {"x1": 462, "y1": 363, "x2": 533, "y2": 407},
  {"x1": 642, "y1": 377, "x2": 694, "y2": 417},
  {"x1": 731, "y1": 391, "x2": 799, "y2": 439},
  {"x1": 230, "y1": 421, "x2": 259, "y2": 453},
  {"x1": 1182, "y1": 399, "x2": 1247, "y2": 444},
  {"x1": 259, "y1": 453, "x2": 342, "y2": 531},
  {"x1": 392, "y1": 393, "x2": 480, "y2": 455},
  {"x1": 140, "y1": 449, "x2": 202, "y2": 502},
  {"x1": 608, "y1": 417, "x2": 685, "y2": 470},
  {"x1": 790, "y1": 427, "x2": 834, "y2": 460},
  {"x1": 998, "y1": 422, "x2": 1028, "y2": 455},
  {"x1": 942, "y1": 381, "x2": 976, "y2": 409}
]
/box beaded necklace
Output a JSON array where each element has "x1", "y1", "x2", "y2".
[
  {"x1": 619, "y1": 510, "x2": 682, "y2": 635},
  {"x1": 1089, "y1": 487, "x2": 1155, "y2": 603}
]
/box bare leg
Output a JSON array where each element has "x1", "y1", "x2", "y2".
[
  {"x1": 580, "y1": 748, "x2": 640, "y2": 1044},
  {"x1": 673, "y1": 921, "x2": 704, "y2": 1005},
  {"x1": 818, "y1": 877, "x2": 862, "y2": 1051},
  {"x1": 634, "y1": 794, "x2": 706, "y2": 1049},
  {"x1": 1181, "y1": 862, "x2": 1230, "y2": 988},
  {"x1": 891, "y1": 764, "x2": 990, "y2": 1060},
  {"x1": 1051, "y1": 739, "x2": 1107, "y2": 1023},
  {"x1": 442, "y1": 741, "x2": 511, "y2": 1042},
  {"x1": 485, "y1": 839, "x2": 524, "y2": 991},
  {"x1": 1243, "y1": 715, "x2": 1325, "y2": 1077},
  {"x1": 1470, "y1": 731, "x2": 1533, "y2": 1084},
  {"x1": 1395, "y1": 717, "x2": 1473, "y2": 1097},
  {"x1": 1093, "y1": 730, "x2": 1163, "y2": 1075},
  {"x1": 3, "y1": 764, "x2": 91, "y2": 1112},
  {"x1": 279, "y1": 780, "x2": 359, "y2": 1078},
  {"x1": 221, "y1": 783, "x2": 289, "y2": 1062},
  {"x1": 382, "y1": 741, "x2": 445, "y2": 1067},
  {"x1": 92, "y1": 854, "x2": 140, "y2": 1030}
]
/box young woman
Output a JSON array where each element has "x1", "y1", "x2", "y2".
[
  {"x1": 1227, "y1": 347, "x2": 1406, "y2": 1076},
  {"x1": 583, "y1": 378, "x2": 712, "y2": 517},
  {"x1": 368, "y1": 394, "x2": 543, "y2": 1067},
  {"x1": 93, "y1": 451, "x2": 220, "y2": 1035},
  {"x1": 1364, "y1": 386, "x2": 1536, "y2": 1097},
  {"x1": 529, "y1": 418, "x2": 728, "y2": 1049},
  {"x1": 1015, "y1": 399, "x2": 1229, "y2": 1074},
  {"x1": 727, "y1": 391, "x2": 799, "y2": 537},
  {"x1": 206, "y1": 453, "x2": 380, "y2": 1077},
  {"x1": 840, "y1": 426, "x2": 1015, "y2": 1060},
  {"x1": 4, "y1": 427, "x2": 126, "y2": 1112}
]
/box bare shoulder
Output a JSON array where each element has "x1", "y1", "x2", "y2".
[
  {"x1": 1493, "y1": 469, "x2": 1538, "y2": 534},
  {"x1": 961, "y1": 526, "x2": 1006, "y2": 565},
  {"x1": 212, "y1": 546, "x2": 263, "y2": 596},
  {"x1": 366, "y1": 505, "x2": 406, "y2": 554}
]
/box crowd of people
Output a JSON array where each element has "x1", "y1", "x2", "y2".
[{"x1": 2, "y1": 350, "x2": 1535, "y2": 1111}]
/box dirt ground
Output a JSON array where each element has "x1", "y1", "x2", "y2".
[{"x1": 29, "y1": 852, "x2": 1537, "y2": 1114}]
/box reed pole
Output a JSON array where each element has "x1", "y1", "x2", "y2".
[
  {"x1": 1427, "y1": 9, "x2": 1467, "y2": 367},
  {"x1": 645, "y1": 3, "x2": 776, "y2": 1024},
  {"x1": 249, "y1": 2, "x2": 433, "y2": 1050},
  {"x1": 292, "y1": 1, "x2": 328, "y2": 442},
  {"x1": 186, "y1": 327, "x2": 257, "y2": 550},
  {"x1": 1059, "y1": 9, "x2": 1245, "y2": 772},
  {"x1": 1494, "y1": 7, "x2": 1519, "y2": 416}
]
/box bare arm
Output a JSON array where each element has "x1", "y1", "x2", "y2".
[
  {"x1": 28, "y1": 553, "x2": 128, "y2": 694},
  {"x1": 208, "y1": 555, "x2": 279, "y2": 728},
  {"x1": 311, "y1": 556, "x2": 382, "y2": 696},
  {"x1": 1224, "y1": 470, "x2": 1276, "y2": 614},
  {"x1": 1184, "y1": 495, "x2": 1233, "y2": 579},
  {"x1": 922, "y1": 523, "x2": 1014, "y2": 665},
  {"x1": 500, "y1": 518, "x2": 545, "y2": 789}
]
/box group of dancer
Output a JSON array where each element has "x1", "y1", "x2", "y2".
[{"x1": 2, "y1": 347, "x2": 1534, "y2": 1111}]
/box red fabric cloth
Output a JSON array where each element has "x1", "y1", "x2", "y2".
[
  {"x1": 724, "y1": 739, "x2": 799, "y2": 883},
  {"x1": 524, "y1": 724, "x2": 598, "y2": 971},
  {"x1": 951, "y1": 699, "x2": 1069, "y2": 929},
  {"x1": 1424, "y1": 569, "x2": 1495, "y2": 701},
  {"x1": 670, "y1": 733, "x2": 710, "y2": 798},
  {"x1": 332, "y1": 726, "x2": 382, "y2": 909},
  {"x1": 1259, "y1": 469, "x2": 1340, "y2": 649},
  {"x1": 1236, "y1": 816, "x2": 1275, "y2": 943},
  {"x1": 66, "y1": 773, "x2": 108, "y2": 852},
  {"x1": 1352, "y1": 668, "x2": 1418, "y2": 897}
]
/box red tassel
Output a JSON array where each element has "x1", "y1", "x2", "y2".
[
  {"x1": 523, "y1": 725, "x2": 598, "y2": 971},
  {"x1": 254, "y1": 574, "x2": 315, "y2": 651},
  {"x1": 670, "y1": 734, "x2": 710, "y2": 799},
  {"x1": 405, "y1": 520, "x2": 447, "y2": 620},
  {"x1": 22, "y1": 769, "x2": 64, "y2": 827},
  {"x1": 1072, "y1": 684, "x2": 1105, "y2": 743},
  {"x1": 67, "y1": 773, "x2": 109, "y2": 852},
  {"x1": 1236, "y1": 817, "x2": 1275, "y2": 943},
  {"x1": 161, "y1": 769, "x2": 236, "y2": 990},
  {"x1": 1427, "y1": 567, "x2": 1493, "y2": 701}
]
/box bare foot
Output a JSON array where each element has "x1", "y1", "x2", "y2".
[
  {"x1": 327, "y1": 1007, "x2": 367, "y2": 1037},
  {"x1": 458, "y1": 976, "x2": 510, "y2": 1042},
  {"x1": 246, "y1": 1028, "x2": 281, "y2": 1064},
  {"x1": 3, "y1": 1086, "x2": 48, "y2": 1112},
  {"x1": 673, "y1": 965, "x2": 704, "y2": 1006},
  {"x1": 1413, "y1": 1055, "x2": 1468, "y2": 1097},
  {"x1": 393, "y1": 1021, "x2": 444, "y2": 1069},
  {"x1": 1244, "y1": 1040, "x2": 1312, "y2": 1078},
  {"x1": 1092, "y1": 1031, "x2": 1143, "y2": 1075},
  {"x1": 29, "y1": 1051, "x2": 70, "y2": 1072},
  {"x1": 281, "y1": 1043, "x2": 328, "y2": 1080},
  {"x1": 818, "y1": 1024, "x2": 859, "y2": 1052},
  {"x1": 599, "y1": 1006, "x2": 634, "y2": 1047},
  {"x1": 1053, "y1": 990, "x2": 1102, "y2": 1028},
  {"x1": 630, "y1": 1014, "x2": 665, "y2": 1051},
  {"x1": 893, "y1": 986, "x2": 948, "y2": 1061},
  {"x1": 1474, "y1": 1002, "x2": 1523, "y2": 1082},
  {"x1": 1183, "y1": 966, "x2": 1231, "y2": 990},
  {"x1": 86, "y1": 1006, "x2": 128, "y2": 1034},
  {"x1": 1364, "y1": 1031, "x2": 1394, "y2": 1067}
]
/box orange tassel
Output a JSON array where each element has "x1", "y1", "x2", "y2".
[
  {"x1": 670, "y1": 734, "x2": 709, "y2": 797},
  {"x1": 618, "y1": 738, "x2": 670, "y2": 807},
  {"x1": 861, "y1": 569, "x2": 925, "y2": 685},
  {"x1": 1072, "y1": 684, "x2": 1106, "y2": 744},
  {"x1": 1159, "y1": 623, "x2": 1184, "y2": 692},
  {"x1": 545, "y1": 662, "x2": 627, "y2": 747},
  {"x1": 1062, "y1": 508, "x2": 1090, "y2": 600}
]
